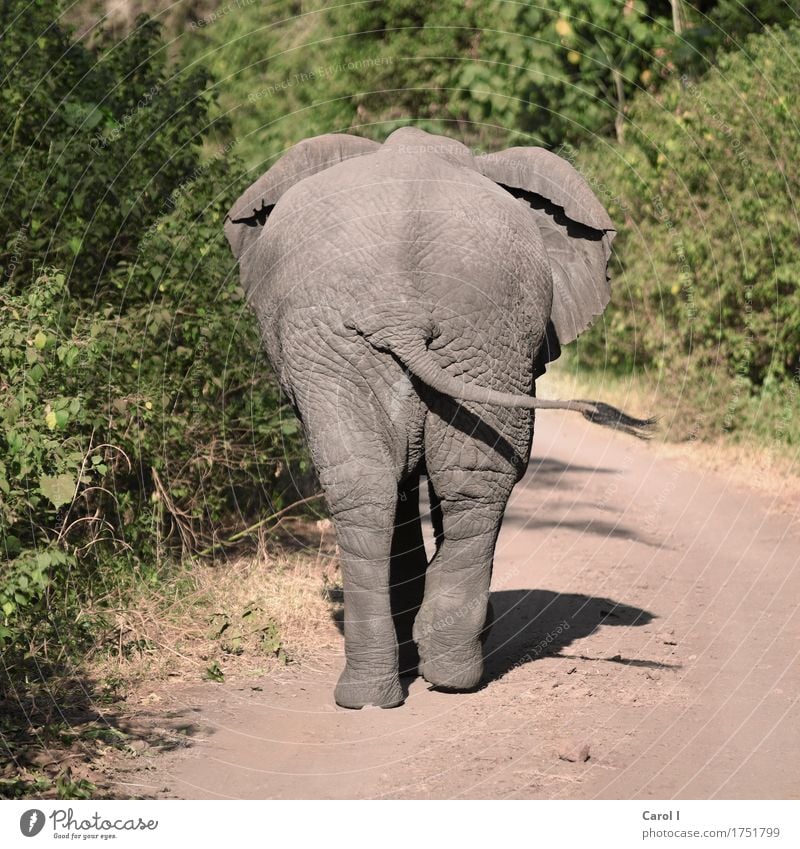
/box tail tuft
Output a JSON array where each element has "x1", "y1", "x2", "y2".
[{"x1": 579, "y1": 401, "x2": 658, "y2": 440}]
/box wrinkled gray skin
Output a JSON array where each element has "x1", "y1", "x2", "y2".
[{"x1": 225, "y1": 128, "x2": 649, "y2": 709}]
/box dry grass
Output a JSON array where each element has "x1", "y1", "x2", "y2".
[
  {"x1": 542, "y1": 363, "x2": 800, "y2": 510},
  {"x1": 89, "y1": 518, "x2": 343, "y2": 700}
]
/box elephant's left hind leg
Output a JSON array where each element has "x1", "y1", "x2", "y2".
[{"x1": 309, "y1": 448, "x2": 404, "y2": 709}]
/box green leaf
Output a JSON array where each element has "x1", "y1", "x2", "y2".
[
  {"x1": 260, "y1": 621, "x2": 282, "y2": 655},
  {"x1": 38, "y1": 473, "x2": 76, "y2": 509},
  {"x1": 57, "y1": 345, "x2": 80, "y2": 367},
  {"x1": 203, "y1": 661, "x2": 225, "y2": 682}
]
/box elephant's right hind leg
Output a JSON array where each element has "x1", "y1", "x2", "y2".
[
  {"x1": 414, "y1": 425, "x2": 517, "y2": 690},
  {"x1": 412, "y1": 482, "x2": 509, "y2": 691}
]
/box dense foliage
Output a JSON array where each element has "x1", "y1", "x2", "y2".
[
  {"x1": 181, "y1": 0, "x2": 679, "y2": 162},
  {"x1": 573, "y1": 23, "x2": 800, "y2": 431},
  {"x1": 1, "y1": 9, "x2": 218, "y2": 288},
  {"x1": 180, "y1": 1, "x2": 797, "y2": 167},
  {"x1": 1, "y1": 2, "x2": 306, "y2": 669}
]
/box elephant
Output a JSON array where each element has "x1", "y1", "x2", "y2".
[{"x1": 224, "y1": 127, "x2": 653, "y2": 709}]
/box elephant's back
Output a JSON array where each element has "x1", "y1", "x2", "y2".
[{"x1": 259, "y1": 149, "x2": 549, "y2": 318}]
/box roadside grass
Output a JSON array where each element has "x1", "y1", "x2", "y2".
[
  {"x1": 90, "y1": 518, "x2": 341, "y2": 694},
  {"x1": 0, "y1": 519, "x2": 341, "y2": 799},
  {"x1": 542, "y1": 357, "x2": 800, "y2": 506}
]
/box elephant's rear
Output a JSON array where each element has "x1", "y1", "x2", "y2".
[
  {"x1": 259, "y1": 151, "x2": 544, "y2": 452},
  {"x1": 259, "y1": 147, "x2": 551, "y2": 380}
]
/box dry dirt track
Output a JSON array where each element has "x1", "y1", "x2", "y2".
[{"x1": 118, "y1": 412, "x2": 800, "y2": 799}]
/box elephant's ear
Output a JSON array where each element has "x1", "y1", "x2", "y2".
[
  {"x1": 224, "y1": 133, "x2": 380, "y2": 260},
  {"x1": 475, "y1": 147, "x2": 616, "y2": 346}
]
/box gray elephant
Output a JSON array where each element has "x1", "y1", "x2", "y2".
[{"x1": 224, "y1": 127, "x2": 652, "y2": 709}]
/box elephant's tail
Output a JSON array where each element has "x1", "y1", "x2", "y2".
[{"x1": 396, "y1": 340, "x2": 656, "y2": 440}]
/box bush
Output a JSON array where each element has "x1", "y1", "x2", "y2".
[
  {"x1": 181, "y1": 2, "x2": 798, "y2": 172},
  {"x1": 0, "y1": 5, "x2": 307, "y2": 672},
  {"x1": 571, "y1": 24, "x2": 800, "y2": 437},
  {"x1": 1, "y1": 4, "x2": 218, "y2": 289},
  {"x1": 180, "y1": 1, "x2": 676, "y2": 165}
]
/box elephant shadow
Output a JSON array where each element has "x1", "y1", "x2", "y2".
[
  {"x1": 482, "y1": 589, "x2": 665, "y2": 683},
  {"x1": 330, "y1": 587, "x2": 664, "y2": 687}
]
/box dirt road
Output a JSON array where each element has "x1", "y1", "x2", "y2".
[{"x1": 115, "y1": 411, "x2": 800, "y2": 799}]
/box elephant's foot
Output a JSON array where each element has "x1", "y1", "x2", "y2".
[
  {"x1": 334, "y1": 665, "x2": 404, "y2": 709},
  {"x1": 417, "y1": 637, "x2": 484, "y2": 690},
  {"x1": 413, "y1": 596, "x2": 490, "y2": 689}
]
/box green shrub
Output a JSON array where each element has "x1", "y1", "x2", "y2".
[
  {"x1": 0, "y1": 5, "x2": 308, "y2": 671},
  {"x1": 181, "y1": 1, "x2": 798, "y2": 171},
  {"x1": 1, "y1": 3, "x2": 217, "y2": 289},
  {"x1": 571, "y1": 24, "x2": 800, "y2": 437},
  {"x1": 1, "y1": 270, "x2": 107, "y2": 653},
  {"x1": 180, "y1": 1, "x2": 676, "y2": 165}
]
